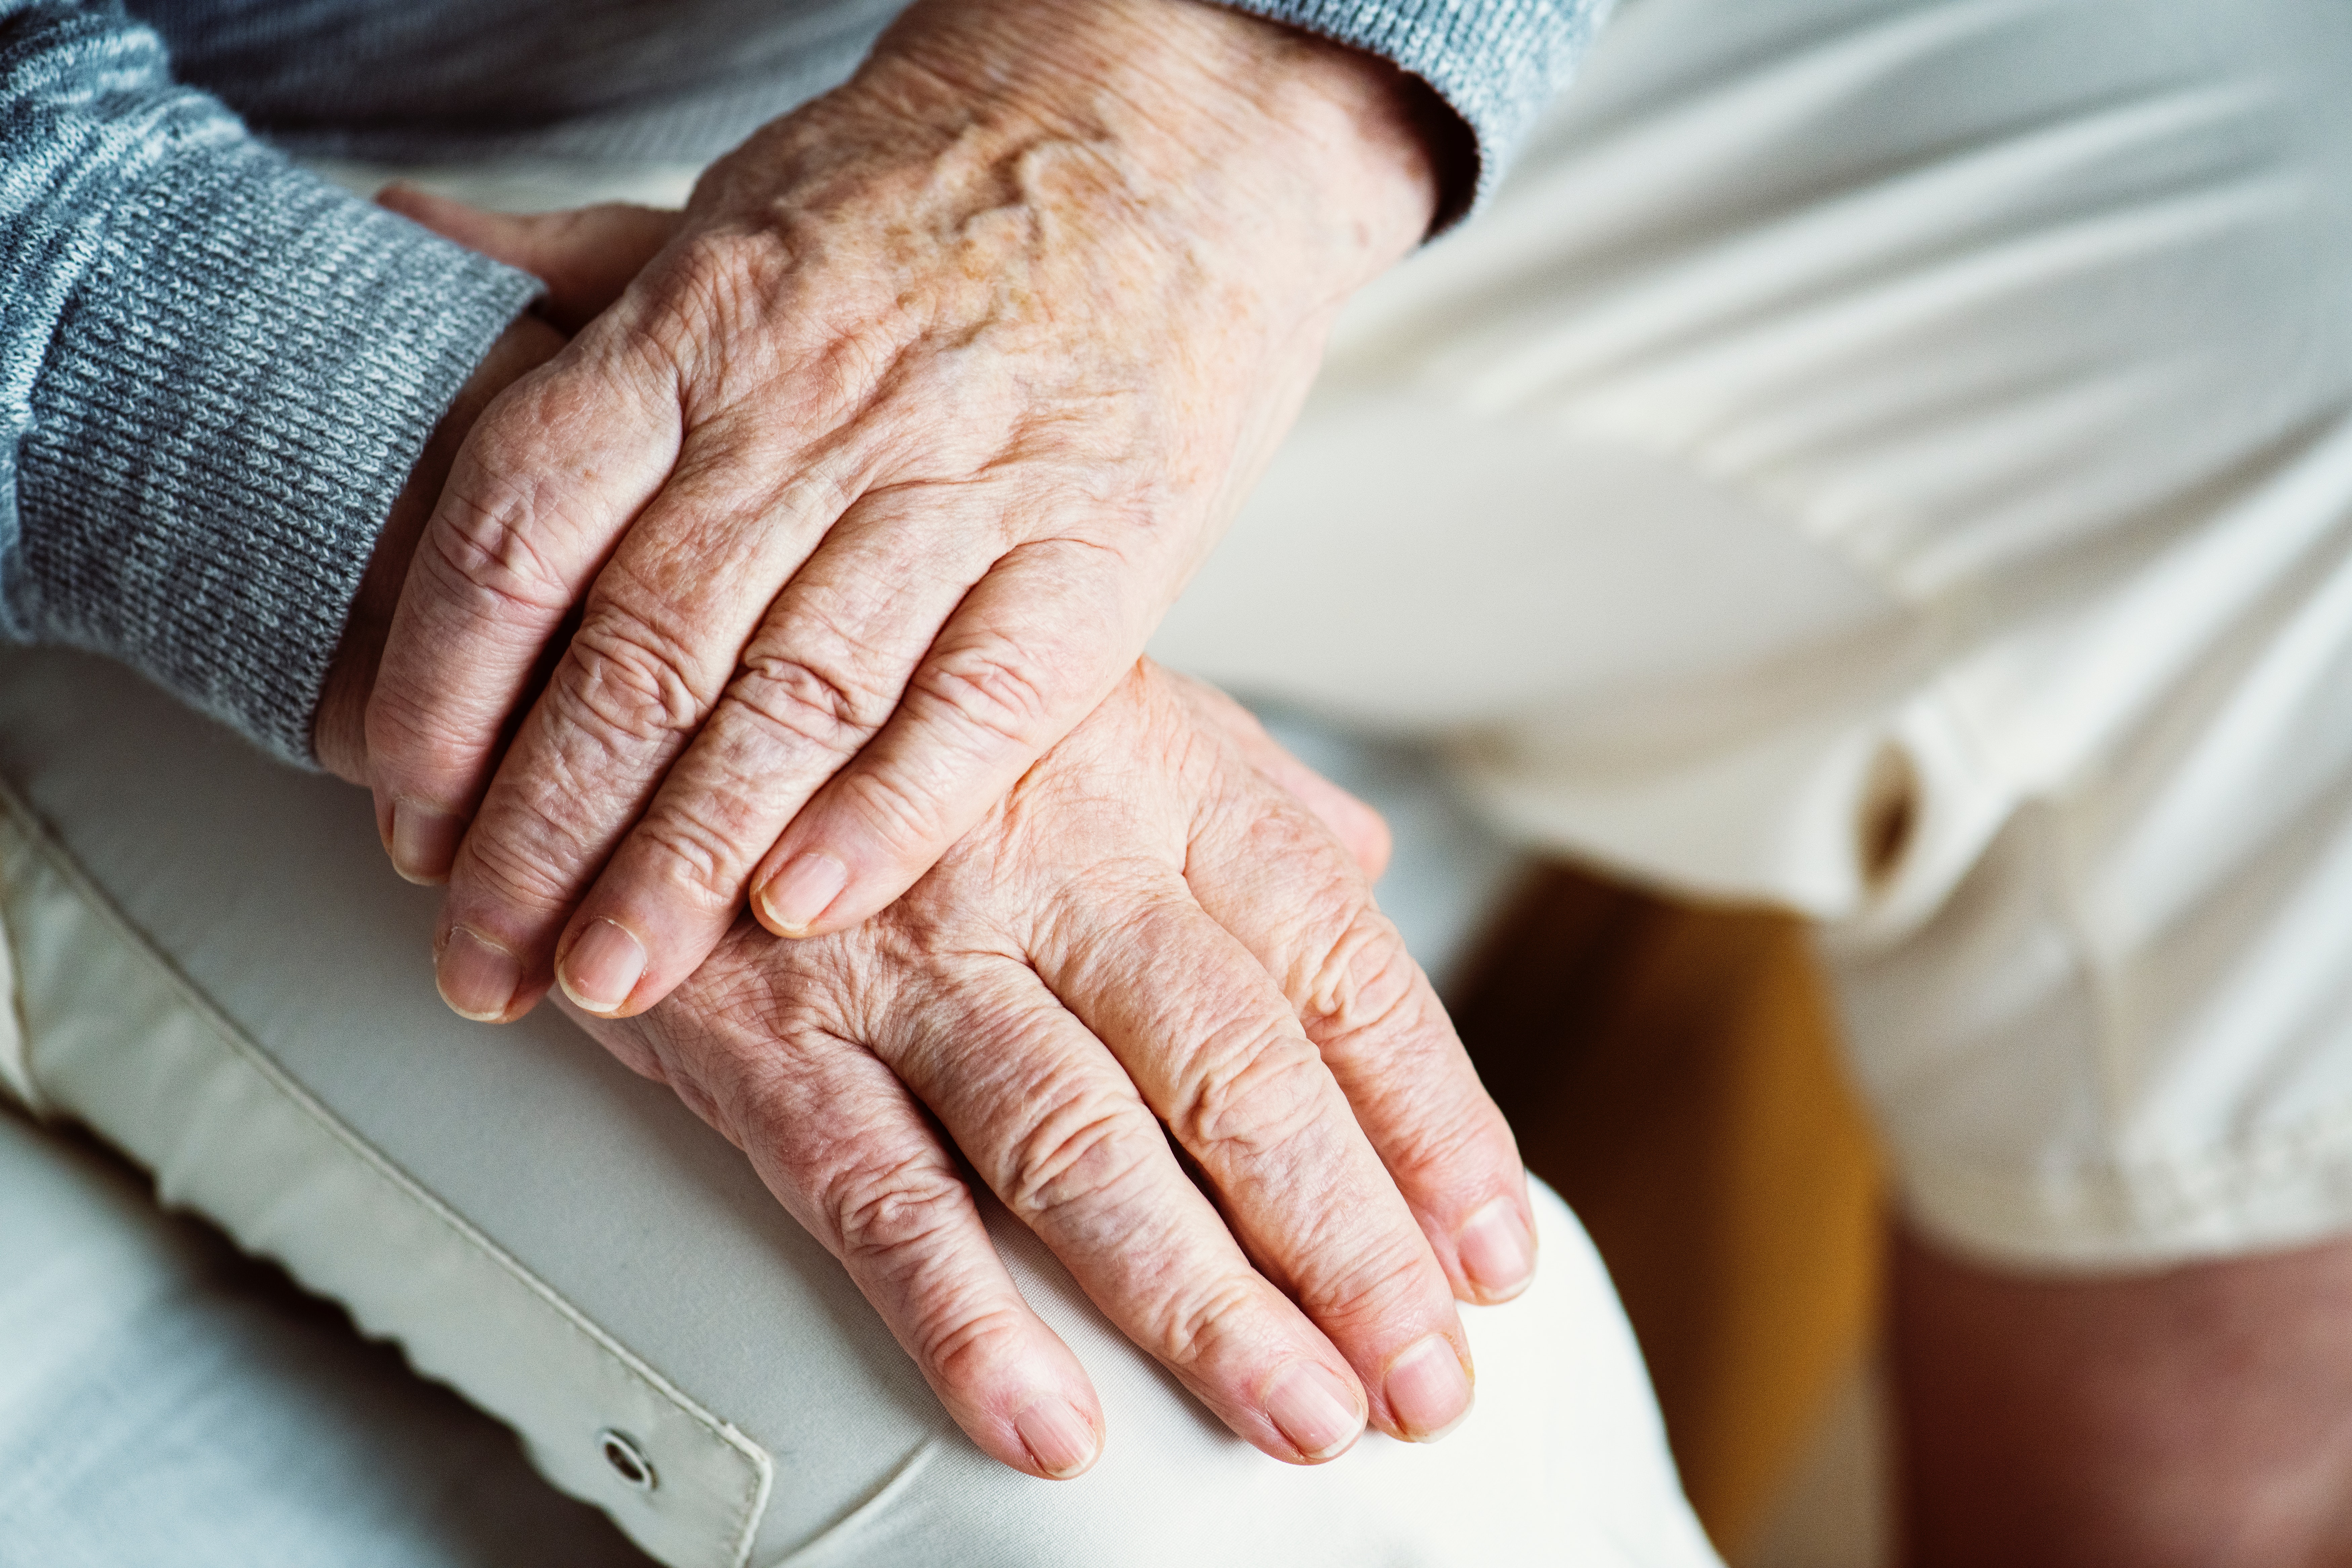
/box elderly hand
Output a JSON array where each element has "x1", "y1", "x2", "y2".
[
  {"x1": 323, "y1": 404, "x2": 1534, "y2": 1474},
  {"x1": 360, "y1": 0, "x2": 1448, "y2": 1026},
  {"x1": 560, "y1": 660, "x2": 1535, "y2": 1476}
]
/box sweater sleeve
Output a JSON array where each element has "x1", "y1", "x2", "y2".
[
  {"x1": 1, "y1": 1, "x2": 540, "y2": 766},
  {"x1": 1217, "y1": 0, "x2": 1614, "y2": 215}
]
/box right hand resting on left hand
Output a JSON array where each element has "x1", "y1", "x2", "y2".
[
  {"x1": 312, "y1": 292, "x2": 1533, "y2": 1482},
  {"x1": 561, "y1": 660, "x2": 1537, "y2": 1479}
]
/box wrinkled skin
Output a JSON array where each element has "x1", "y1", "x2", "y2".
[
  {"x1": 314, "y1": 0, "x2": 1517, "y2": 1477},
  {"x1": 318, "y1": 352, "x2": 1532, "y2": 1478},
  {"x1": 358, "y1": 0, "x2": 1449, "y2": 1031},
  {"x1": 330, "y1": 616, "x2": 1534, "y2": 1475},
  {"x1": 564, "y1": 663, "x2": 1534, "y2": 1476}
]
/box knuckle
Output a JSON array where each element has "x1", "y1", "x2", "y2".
[
  {"x1": 1295, "y1": 1227, "x2": 1445, "y2": 1328},
  {"x1": 819, "y1": 1142, "x2": 1069, "y2": 1387},
  {"x1": 734, "y1": 645, "x2": 893, "y2": 756},
  {"x1": 1146, "y1": 1271, "x2": 1270, "y2": 1373},
  {"x1": 1223, "y1": 811, "x2": 1410, "y2": 1033},
  {"x1": 829, "y1": 1158, "x2": 977, "y2": 1274},
  {"x1": 1168, "y1": 1022, "x2": 1332, "y2": 1162},
  {"x1": 459, "y1": 790, "x2": 604, "y2": 913},
  {"x1": 422, "y1": 472, "x2": 576, "y2": 619},
  {"x1": 606, "y1": 648, "x2": 888, "y2": 912},
  {"x1": 552, "y1": 605, "x2": 711, "y2": 752},
  {"x1": 364, "y1": 680, "x2": 494, "y2": 783},
  {"x1": 1300, "y1": 907, "x2": 1424, "y2": 1045},
  {"x1": 912, "y1": 639, "x2": 1062, "y2": 753},
  {"x1": 1382, "y1": 1086, "x2": 1514, "y2": 1201},
  {"x1": 1292, "y1": 909, "x2": 1509, "y2": 1190},
  {"x1": 998, "y1": 1089, "x2": 1162, "y2": 1228},
  {"x1": 833, "y1": 759, "x2": 955, "y2": 858},
  {"x1": 622, "y1": 806, "x2": 745, "y2": 913},
  {"x1": 917, "y1": 1298, "x2": 1040, "y2": 1398}
]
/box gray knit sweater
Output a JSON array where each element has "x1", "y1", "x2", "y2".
[{"x1": 1, "y1": 0, "x2": 1606, "y2": 764}]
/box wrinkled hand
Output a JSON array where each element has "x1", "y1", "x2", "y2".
[
  {"x1": 362, "y1": 0, "x2": 1447, "y2": 1026},
  {"x1": 330, "y1": 442, "x2": 1534, "y2": 1473},
  {"x1": 562, "y1": 660, "x2": 1536, "y2": 1476},
  {"x1": 314, "y1": 193, "x2": 1534, "y2": 1480}
]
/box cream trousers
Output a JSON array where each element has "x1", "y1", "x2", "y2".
[{"x1": 0, "y1": 646, "x2": 1717, "y2": 1567}]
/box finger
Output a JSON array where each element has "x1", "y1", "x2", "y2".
[
  {"x1": 376, "y1": 186, "x2": 684, "y2": 330},
  {"x1": 877, "y1": 956, "x2": 1375, "y2": 1467},
  {"x1": 749, "y1": 538, "x2": 1157, "y2": 941},
  {"x1": 563, "y1": 981, "x2": 1106, "y2": 1480},
  {"x1": 546, "y1": 485, "x2": 1013, "y2": 1017},
  {"x1": 1037, "y1": 882, "x2": 1476, "y2": 1444},
  {"x1": 1168, "y1": 672, "x2": 1393, "y2": 881},
  {"x1": 365, "y1": 329, "x2": 686, "y2": 890},
  {"x1": 428, "y1": 435, "x2": 880, "y2": 1022},
  {"x1": 1185, "y1": 747, "x2": 1537, "y2": 1309}
]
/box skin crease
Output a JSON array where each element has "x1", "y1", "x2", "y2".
[
  {"x1": 317, "y1": 337, "x2": 1534, "y2": 1480},
  {"x1": 354, "y1": 0, "x2": 1453, "y2": 1042},
  {"x1": 568, "y1": 663, "x2": 1523, "y2": 1475}
]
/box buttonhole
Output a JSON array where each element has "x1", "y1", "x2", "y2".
[
  {"x1": 1857, "y1": 740, "x2": 1921, "y2": 892},
  {"x1": 599, "y1": 1428, "x2": 657, "y2": 1492}
]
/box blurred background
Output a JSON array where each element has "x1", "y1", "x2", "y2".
[{"x1": 1265, "y1": 710, "x2": 1890, "y2": 1568}]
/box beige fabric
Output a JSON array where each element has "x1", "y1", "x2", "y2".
[
  {"x1": 1153, "y1": 0, "x2": 2352, "y2": 1269},
  {"x1": 0, "y1": 784, "x2": 773, "y2": 1567},
  {"x1": 0, "y1": 645, "x2": 1718, "y2": 1568}
]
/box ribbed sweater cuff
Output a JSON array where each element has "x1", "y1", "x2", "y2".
[
  {"x1": 1217, "y1": 0, "x2": 1611, "y2": 217},
  {"x1": 11, "y1": 133, "x2": 538, "y2": 766}
]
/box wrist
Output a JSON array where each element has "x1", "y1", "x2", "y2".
[
  {"x1": 855, "y1": 0, "x2": 1447, "y2": 285},
  {"x1": 313, "y1": 312, "x2": 566, "y2": 783}
]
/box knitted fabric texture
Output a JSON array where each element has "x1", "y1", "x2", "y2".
[{"x1": 2, "y1": 2, "x2": 537, "y2": 763}]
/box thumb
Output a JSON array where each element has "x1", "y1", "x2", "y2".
[{"x1": 376, "y1": 183, "x2": 684, "y2": 331}]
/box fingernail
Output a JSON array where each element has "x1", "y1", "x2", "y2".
[
  {"x1": 1265, "y1": 1361, "x2": 1365, "y2": 1462},
  {"x1": 1384, "y1": 1335, "x2": 1473, "y2": 1442},
  {"x1": 755, "y1": 852, "x2": 847, "y2": 936},
  {"x1": 389, "y1": 801, "x2": 463, "y2": 885},
  {"x1": 436, "y1": 926, "x2": 521, "y2": 1022},
  {"x1": 1457, "y1": 1198, "x2": 1536, "y2": 1301},
  {"x1": 1013, "y1": 1398, "x2": 1099, "y2": 1479},
  {"x1": 558, "y1": 919, "x2": 647, "y2": 1015}
]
